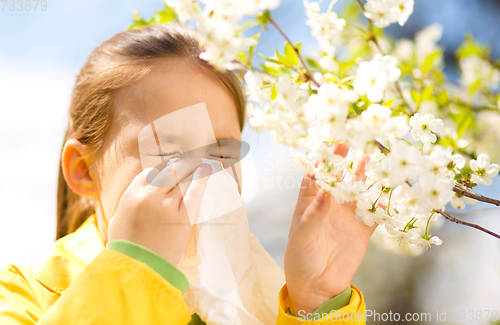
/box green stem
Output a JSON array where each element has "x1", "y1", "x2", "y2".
[
  {"x1": 425, "y1": 212, "x2": 435, "y2": 237},
  {"x1": 386, "y1": 188, "x2": 394, "y2": 215}
]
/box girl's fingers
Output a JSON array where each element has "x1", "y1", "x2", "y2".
[
  {"x1": 147, "y1": 156, "x2": 202, "y2": 191},
  {"x1": 178, "y1": 163, "x2": 212, "y2": 224},
  {"x1": 352, "y1": 154, "x2": 371, "y2": 182},
  {"x1": 363, "y1": 222, "x2": 379, "y2": 235},
  {"x1": 304, "y1": 157, "x2": 321, "y2": 178},
  {"x1": 290, "y1": 174, "x2": 320, "y2": 238},
  {"x1": 332, "y1": 142, "x2": 350, "y2": 158},
  {"x1": 291, "y1": 190, "x2": 331, "y2": 241},
  {"x1": 131, "y1": 167, "x2": 159, "y2": 187}
]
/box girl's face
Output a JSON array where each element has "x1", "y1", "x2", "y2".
[{"x1": 91, "y1": 58, "x2": 242, "y2": 241}]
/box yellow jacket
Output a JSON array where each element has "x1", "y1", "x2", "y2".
[{"x1": 0, "y1": 214, "x2": 366, "y2": 324}]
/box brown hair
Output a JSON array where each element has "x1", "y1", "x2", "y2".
[{"x1": 56, "y1": 24, "x2": 246, "y2": 240}]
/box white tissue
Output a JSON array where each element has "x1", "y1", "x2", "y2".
[
  {"x1": 174, "y1": 158, "x2": 284, "y2": 325},
  {"x1": 180, "y1": 158, "x2": 243, "y2": 225}
]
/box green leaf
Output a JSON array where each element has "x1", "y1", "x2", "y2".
[
  {"x1": 305, "y1": 57, "x2": 322, "y2": 72},
  {"x1": 258, "y1": 53, "x2": 288, "y2": 67},
  {"x1": 132, "y1": 9, "x2": 146, "y2": 24},
  {"x1": 156, "y1": 6, "x2": 176, "y2": 23},
  {"x1": 260, "y1": 63, "x2": 280, "y2": 76},
  {"x1": 421, "y1": 85, "x2": 434, "y2": 100},
  {"x1": 469, "y1": 79, "x2": 481, "y2": 96},
  {"x1": 382, "y1": 98, "x2": 395, "y2": 107},
  {"x1": 410, "y1": 90, "x2": 420, "y2": 104},
  {"x1": 257, "y1": 10, "x2": 271, "y2": 25},
  {"x1": 128, "y1": 9, "x2": 149, "y2": 30},
  {"x1": 456, "y1": 113, "x2": 474, "y2": 138},
  {"x1": 456, "y1": 33, "x2": 490, "y2": 59},
  {"x1": 435, "y1": 89, "x2": 449, "y2": 106},
  {"x1": 236, "y1": 52, "x2": 246, "y2": 63},
  {"x1": 284, "y1": 42, "x2": 300, "y2": 66},
  {"x1": 271, "y1": 82, "x2": 278, "y2": 100},
  {"x1": 276, "y1": 49, "x2": 291, "y2": 67},
  {"x1": 436, "y1": 136, "x2": 457, "y2": 149},
  {"x1": 247, "y1": 34, "x2": 260, "y2": 62},
  {"x1": 422, "y1": 50, "x2": 442, "y2": 73}
]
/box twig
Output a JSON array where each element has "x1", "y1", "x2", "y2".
[
  {"x1": 268, "y1": 16, "x2": 321, "y2": 88},
  {"x1": 376, "y1": 140, "x2": 500, "y2": 207},
  {"x1": 434, "y1": 209, "x2": 500, "y2": 240},
  {"x1": 453, "y1": 183, "x2": 500, "y2": 206},
  {"x1": 355, "y1": 0, "x2": 414, "y2": 115},
  {"x1": 375, "y1": 140, "x2": 389, "y2": 153}
]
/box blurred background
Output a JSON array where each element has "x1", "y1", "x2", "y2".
[{"x1": 1, "y1": 0, "x2": 499, "y2": 324}]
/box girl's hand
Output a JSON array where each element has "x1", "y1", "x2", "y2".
[
  {"x1": 107, "y1": 156, "x2": 212, "y2": 266},
  {"x1": 284, "y1": 143, "x2": 377, "y2": 315}
]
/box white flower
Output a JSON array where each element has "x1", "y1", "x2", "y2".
[
  {"x1": 203, "y1": 0, "x2": 280, "y2": 17},
  {"x1": 391, "y1": 0, "x2": 414, "y2": 26},
  {"x1": 360, "y1": 104, "x2": 392, "y2": 130},
  {"x1": 247, "y1": 0, "x2": 280, "y2": 12},
  {"x1": 345, "y1": 118, "x2": 379, "y2": 154},
  {"x1": 394, "y1": 38, "x2": 414, "y2": 62},
  {"x1": 364, "y1": 0, "x2": 414, "y2": 28},
  {"x1": 460, "y1": 55, "x2": 500, "y2": 89},
  {"x1": 273, "y1": 76, "x2": 303, "y2": 114},
  {"x1": 364, "y1": 0, "x2": 398, "y2": 28},
  {"x1": 197, "y1": 12, "x2": 257, "y2": 70},
  {"x1": 330, "y1": 180, "x2": 366, "y2": 204},
  {"x1": 248, "y1": 107, "x2": 267, "y2": 130},
  {"x1": 450, "y1": 194, "x2": 477, "y2": 209},
  {"x1": 387, "y1": 141, "x2": 422, "y2": 185},
  {"x1": 415, "y1": 23, "x2": 443, "y2": 66},
  {"x1": 165, "y1": 0, "x2": 197, "y2": 22},
  {"x1": 415, "y1": 173, "x2": 454, "y2": 211},
  {"x1": 365, "y1": 142, "x2": 421, "y2": 187},
  {"x1": 409, "y1": 113, "x2": 444, "y2": 144},
  {"x1": 381, "y1": 115, "x2": 410, "y2": 141},
  {"x1": 244, "y1": 71, "x2": 269, "y2": 104},
  {"x1": 360, "y1": 209, "x2": 396, "y2": 227},
  {"x1": 387, "y1": 227, "x2": 421, "y2": 245},
  {"x1": 392, "y1": 182, "x2": 423, "y2": 214},
  {"x1": 451, "y1": 154, "x2": 465, "y2": 169},
  {"x1": 424, "y1": 151, "x2": 451, "y2": 176},
  {"x1": 303, "y1": 0, "x2": 346, "y2": 56},
  {"x1": 416, "y1": 235, "x2": 442, "y2": 249},
  {"x1": 441, "y1": 152, "x2": 465, "y2": 177},
  {"x1": 470, "y1": 154, "x2": 500, "y2": 186},
  {"x1": 194, "y1": 3, "x2": 262, "y2": 70},
  {"x1": 353, "y1": 54, "x2": 401, "y2": 102},
  {"x1": 305, "y1": 82, "x2": 357, "y2": 120},
  {"x1": 319, "y1": 55, "x2": 339, "y2": 73}
]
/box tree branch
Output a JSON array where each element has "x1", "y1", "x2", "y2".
[
  {"x1": 268, "y1": 16, "x2": 320, "y2": 88},
  {"x1": 375, "y1": 140, "x2": 500, "y2": 207},
  {"x1": 434, "y1": 209, "x2": 500, "y2": 240},
  {"x1": 453, "y1": 183, "x2": 500, "y2": 206}
]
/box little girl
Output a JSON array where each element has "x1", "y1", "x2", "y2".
[{"x1": 0, "y1": 24, "x2": 375, "y2": 324}]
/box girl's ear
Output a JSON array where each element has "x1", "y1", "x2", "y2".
[{"x1": 62, "y1": 139, "x2": 97, "y2": 197}]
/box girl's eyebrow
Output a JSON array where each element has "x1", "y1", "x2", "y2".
[{"x1": 216, "y1": 136, "x2": 240, "y2": 141}]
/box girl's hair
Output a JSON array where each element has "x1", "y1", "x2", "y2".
[{"x1": 56, "y1": 24, "x2": 246, "y2": 240}]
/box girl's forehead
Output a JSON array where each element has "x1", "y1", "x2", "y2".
[
  {"x1": 114, "y1": 60, "x2": 220, "y2": 120},
  {"x1": 111, "y1": 59, "x2": 241, "y2": 143}
]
